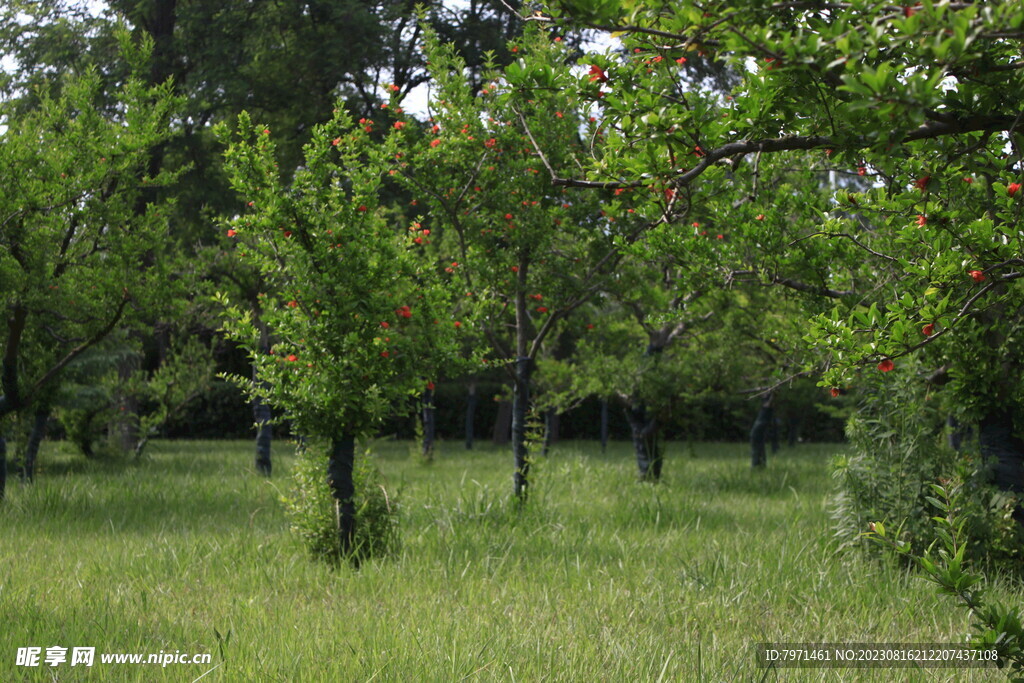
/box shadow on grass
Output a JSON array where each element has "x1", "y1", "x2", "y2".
[{"x1": 2, "y1": 440, "x2": 284, "y2": 537}]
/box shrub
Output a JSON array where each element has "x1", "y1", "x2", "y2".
[
  {"x1": 872, "y1": 483, "x2": 1024, "y2": 678},
  {"x1": 830, "y1": 356, "x2": 1021, "y2": 566},
  {"x1": 281, "y1": 443, "x2": 399, "y2": 564}
]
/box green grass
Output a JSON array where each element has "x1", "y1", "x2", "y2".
[{"x1": 0, "y1": 439, "x2": 1017, "y2": 681}]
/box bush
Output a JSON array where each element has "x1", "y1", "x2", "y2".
[
  {"x1": 281, "y1": 443, "x2": 399, "y2": 564},
  {"x1": 830, "y1": 357, "x2": 1021, "y2": 566},
  {"x1": 872, "y1": 483, "x2": 1024, "y2": 678}
]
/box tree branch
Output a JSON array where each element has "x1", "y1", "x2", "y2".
[
  {"x1": 30, "y1": 290, "x2": 132, "y2": 398},
  {"x1": 553, "y1": 114, "x2": 1020, "y2": 190}
]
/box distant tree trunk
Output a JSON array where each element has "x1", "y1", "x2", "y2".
[
  {"x1": 253, "y1": 319, "x2": 272, "y2": 476},
  {"x1": 0, "y1": 435, "x2": 6, "y2": 501},
  {"x1": 421, "y1": 386, "x2": 436, "y2": 461},
  {"x1": 787, "y1": 416, "x2": 799, "y2": 447},
  {"x1": 979, "y1": 410, "x2": 1024, "y2": 524},
  {"x1": 626, "y1": 401, "x2": 662, "y2": 481},
  {"x1": 492, "y1": 399, "x2": 512, "y2": 444},
  {"x1": 541, "y1": 408, "x2": 558, "y2": 457},
  {"x1": 750, "y1": 395, "x2": 774, "y2": 468},
  {"x1": 327, "y1": 434, "x2": 356, "y2": 557},
  {"x1": 512, "y1": 356, "x2": 534, "y2": 500},
  {"x1": 253, "y1": 397, "x2": 272, "y2": 476},
  {"x1": 20, "y1": 409, "x2": 48, "y2": 482},
  {"x1": 464, "y1": 381, "x2": 477, "y2": 450},
  {"x1": 600, "y1": 397, "x2": 609, "y2": 453}
]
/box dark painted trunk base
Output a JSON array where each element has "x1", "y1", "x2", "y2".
[
  {"x1": 21, "y1": 409, "x2": 47, "y2": 482},
  {"x1": 327, "y1": 434, "x2": 356, "y2": 558},
  {"x1": 254, "y1": 423, "x2": 272, "y2": 477},
  {"x1": 750, "y1": 399, "x2": 774, "y2": 468},
  {"x1": 422, "y1": 388, "x2": 436, "y2": 461},
  {"x1": 626, "y1": 402, "x2": 662, "y2": 482},
  {"x1": 512, "y1": 357, "x2": 534, "y2": 500},
  {"x1": 253, "y1": 387, "x2": 273, "y2": 477}
]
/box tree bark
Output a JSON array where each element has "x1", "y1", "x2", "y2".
[
  {"x1": 464, "y1": 380, "x2": 477, "y2": 450},
  {"x1": 626, "y1": 402, "x2": 661, "y2": 481},
  {"x1": 253, "y1": 398, "x2": 272, "y2": 476},
  {"x1": 0, "y1": 305, "x2": 27, "y2": 420},
  {"x1": 750, "y1": 396, "x2": 774, "y2": 468},
  {"x1": 327, "y1": 434, "x2": 356, "y2": 557},
  {"x1": 512, "y1": 356, "x2": 534, "y2": 500},
  {"x1": 20, "y1": 409, "x2": 47, "y2": 482},
  {"x1": 253, "y1": 316, "x2": 272, "y2": 476},
  {"x1": 421, "y1": 386, "x2": 436, "y2": 461}
]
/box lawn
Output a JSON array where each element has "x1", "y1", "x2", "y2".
[{"x1": 0, "y1": 439, "x2": 1015, "y2": 681}]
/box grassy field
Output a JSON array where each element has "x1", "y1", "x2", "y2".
[{"x1": 0, "y1": 438, "x2": 1018, "y2": 682}]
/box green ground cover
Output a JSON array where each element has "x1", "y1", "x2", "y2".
[{"x1": 0, "y1": 440, "x2": 1016, "y2": 681}]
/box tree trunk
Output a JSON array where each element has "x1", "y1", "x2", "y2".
[
  {"x1": 253, "y1": 399, "x2": 272, "y2": 476},
  {"x1": 750, "y1": 396, "x2": 774, "y2": 468},
  {"x1": 464, "y1": 381, "x2": 477, "y2": 450},
  {"x1": 492, "y1": 399, "x2": 512, "y2": 444},
  {"x1": 20, "y1": 409, "x2": 48, "y2": 482},
  {"x1": 253, "y1": 321, "x2": 272, "y2": 476},
  {"x1": 626, "y1": 402, "x2": 661, "y2": 481},
  {"x1": 787, "y1": 416, "x2": 799, "y2": 447},
  {"x1": 421, "y1": 386, "x2": 436, "y2": 461},
  {"x1": 512, "y1": 356, "x2": 534, "y2": 500},
  {"x1": 541, "y1": 408, "x2": 558, "y2": 458},
  {"x1": 600, "y1": 397, "x2": 609, "y2": 453},
  {"x1": 979, "y1": 410, "x2": 1024, "y2": 523},
  {"x1": 327, "y1": 434, "x2": 356, "y2": 557},
  {"x1": 0, "y1": 305, "x2": 27, "y2": 420}
]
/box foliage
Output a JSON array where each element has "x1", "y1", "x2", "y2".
[
  {"x1": 392, "y1": 25, "x2": 624, "y2": 364},
  {"x1": 280, "y1": 443, "x2": 399, "y2": 562},
  {"x1": 0, "y1": 39, "x2": 180, "y2": 421},
  {"x1": 501, "y1": 0, "x2": 1024, "y2": 420},
  {"x1": 129, "y1": 336, "x2": 216, "y2": 459},
  {"x1": 218, "y1": 109, "x2": 466, "y2": 439},
  {"x1": 872, "y1": 482, "x2": 1024, "y2": 679},
  {"x1": 51, "y1": 345, "x2": 125, "y2": 459},
  {"x1": 832, "y1": 357, "x2": 1022, "y2": 564}
]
